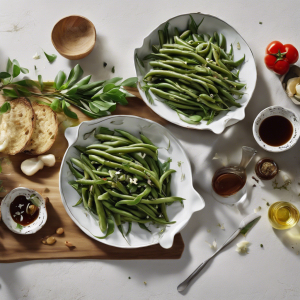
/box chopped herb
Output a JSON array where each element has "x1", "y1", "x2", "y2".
[
  {"x1": 34, "y1": 65, "x2": 37, "y2": 70},
  {"x1": 260, "y1": 244, "x2": 263, "y2": 248},
  {"x1": 128, "y1": 277, "x2": 131, "y2": 279},
  {"x1": 16, "y1": 223, "x2": 23, "y2": 230},
  {"x1": 144, "y1": 281, "x2": 147, "y2": 285},
  {"x1": 112, "y1": 66, "x2": 115, "y2": 73},
  {"x1": 272, "y1": 179, "x2": 291, "y2": 190},
  {"x1": 259, "y1": 22, "x2": 263, "y2": 24},
  {"x1": 237, "y1": 42, "x2": 241, "y2": 50},
  {"x1": 43, "y1": 50, "x2": 57, "y2": 63},
  {"x1": 103, "y1": 62, "x2": 107, "y2": 68},
  {"x1": 266, "y1": 202, "x2": 270, "y2": 206},
  {"x1": 253, "y1": 184, "x2": 256, "y2": 187},
  {"x1": 177, "y1": 161, "x2": 182, "y2": 167}
]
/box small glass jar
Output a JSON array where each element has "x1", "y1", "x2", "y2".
[
  {"x1": 268, "y1": 201, "x2": 300, "y2": 230},
  {"x1": 255, "y1": 158, "x2": 278, "y2": 180}
]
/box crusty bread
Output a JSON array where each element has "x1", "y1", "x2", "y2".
[
  {"x1": 24, "y1": 103, "x2": 58, "y2": 155},
  {"x1": 0, "y1": 98, "x2": 35, "y2": 155}
]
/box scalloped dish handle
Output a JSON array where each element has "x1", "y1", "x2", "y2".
[{"x1": 65, "y1": 126, "x2": 79, "y2": 146}]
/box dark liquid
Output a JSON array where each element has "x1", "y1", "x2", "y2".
[
  {"x1": 259, "y1": 116, "x2": 293, "y2": 146},
  {"x1": 10, "y1": 195, "x2": 39, "y2": 226},
  {"x1": 212, "y1": 173, "x2": 245, "y2": 197}
]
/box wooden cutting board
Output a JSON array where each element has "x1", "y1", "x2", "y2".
[{"x1": 0, "y1": 88, "x2": 184, "y2": 262}]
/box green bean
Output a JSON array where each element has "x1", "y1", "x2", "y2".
[
  {"x1": 92, "y1": 170, "x2": 110, "y2": 177},
  {"x1": 130, "y1": 153, "x2": 150, "y2": 169},
  {"x1": 102, "y1": 141, "x2": 132, "y2": 147},
  {"x1": 81, "y1": 153, "x2": 96, "y2": 171},
  {"x1": 213, "y1": 32, "x2": 219, "y2": 45},
  {"x1": 218, "y1": 87, "x2": 241, "y2": 107},
  {"x1": 86, "y1": 144, "x2": 112, "y2": 150},
  {"x1": 116, "y1": 186, "x2": 151, "y2": 206},
  {"x1": 176, "y1": 56, "x2": 198, "y2": 64},
  {"x1": 147, "y1": 82, "x2": 181, "y2": 91},
  {"x1": 76, "y1": 178, "x2": 108, "y2": 185},
  {"x1": 140, "y1": 197, "x2": 184, "y2": 204},
  {"x1": 205, "y1": 76, "x2": 230, "y2": 90},
  {"x1": 74, "y1": 145, "x2": 87, "y2": 153},
  {"x1": 89, "y1": 155, "x2": 161, "y2": 189},
  {"x1": 140, "y1": 134, "x2": 155, "y2": 146},
  {"x1": 88, "y1": 186, "x2": 94, "y2": 208},
  {"x1": 161, "y1": 203, "x2": 169, "y2": 222},
  {"x1": 199, "y1": 94, "x2": 216, "y2": 103},
  {"x1": 102, "y1": 201, "x2": 140, "y2": 221},
  {"x1": 86, "y1": 149, "x2": 155, "y2": 175},
  {"x1": 149, "y1": 61, "x2": 195, "y2": 74},
  {"x1": 145, "y1": 156, "x2": 160, "y2": 178},
  {"x1": 221, "y1": 54, "x2": 245, "y2": 68},
  {"x1": 137, "y1": 204, "x2": 157, "y2": 218},
  {"x1": 180, "y1": 30, "x2": 191, "y2": 40},
  {"x1": 188, "y1": 73, "x2": 214, "y2": 84},
  {"x1": 193, "y1": 33, "x2": 204, "y2": 42},
  {"x1": 106, "y1": 147, "x2": 157, "y2": 161},
  {"x1": 117, "y1": 205, "x2": 147, "y2": 219},
  {"x1": 163, "y1": 43, "x2": 194, "y2": 52},
  {"x1": 102, "y1": 186, "x2": 134, "y2": 199},
  {"x1": 115, "y1": 181, "x2": 128, "y2": 195},
  {"x1": 219, "y1": 33, "x2": 227, "y2": 50},
  {"x1": 67, "y1": 162, "x2": 84, "y2": 179},
  {"x1": 159, "y1": 169, "x2": 176, "y2": 191},
  {"x1": 95, "y1": 133, "x2": 133, "y2": 144},
  {"x1": 144, "y1": 69, "x2": 193, "y2": 83},
  {"x1": 166, "y1": 175, "x2": 171, "y2": 197},
  {"x1": 206, "y1": 62, "x2": 233, "y2": 79},
  {"x1": 129, "y1": 143, "x2": 158, "y2": 151},
  {"x1": 199, "y1": 98, "x2": 228, "y2": 111},
  {"x1": 169, "y1": 90, "x2": 193, "y2": 100},
  {"x1": 223, "y1": 79, "x2": 246, "y2": 90},
  {"x1": 202, "y1": 33, "x2": 211, "y2": 42},
  {"x1": 82, "y1": 187, "x2": 88, "y2": 209},
  {"x1": 174, "y1": 36, "x2": 194, "y2": 50},
  {"x1": 196, "y1": 42, "x2": 211, "y2": 56},
  {"x1": 212, "y1": 48, "x2": 230, "y2": 71},
  {"x1": 162, "y1": 60, "x2": 195, "y2": 70},
  {"x1": 143, "y1": 53, "x2": 173, "y2": 60},
  {"x1": 114, "y1": 129, "x2": 142, "y2": 144},
  {"x1": 159, "y1": 48, "x2": 207, "y2": 65}
]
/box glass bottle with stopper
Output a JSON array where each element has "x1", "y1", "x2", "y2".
[{"x1": 212, "y1": 146, "x2": 257, "y2": 205}]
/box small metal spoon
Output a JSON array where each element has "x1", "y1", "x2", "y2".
[
  {"x1": 177, "y1": 213, "x2": 261, "y2": 293},
  {"x1": 280, "y1": 65, "x2": 300, "y2": 105}
]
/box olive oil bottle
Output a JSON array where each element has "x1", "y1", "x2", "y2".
[{"x1": 268, "y1": 202, "x2": 300, "y2": 230}]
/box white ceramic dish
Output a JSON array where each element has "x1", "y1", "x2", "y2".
[
  {"x1": 59, "y1": 115, "x2": 204, "y2": 249},
  {"x1": 134, "y1": 12, "x2": 257, "y2": 134},
  {"x1": 253, "y1": 106, "x2": 300, "y2": 152},
  {"x1": 1, "y1": 187, "x2": 47, "y2": 234}
]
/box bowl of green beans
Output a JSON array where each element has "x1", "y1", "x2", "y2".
[
  {"x1": 134, "y1": 13, "x2": 257, "y2": 134},
  {"x1": 59, "y1": 115, "x2": 204, "y2": 249}
]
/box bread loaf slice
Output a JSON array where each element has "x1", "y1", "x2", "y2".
[
  {"x1": 24, "y1": 103, "x2": 58, "y2": 155},
  {"x1": 0, "y1": 98, "x2": 35, "y2": 155}
]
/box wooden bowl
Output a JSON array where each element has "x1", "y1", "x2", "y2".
[{"x1": 51, "y1": 15, "x2": 96, "y2": 60}]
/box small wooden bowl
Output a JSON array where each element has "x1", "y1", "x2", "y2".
[{"x1": 51, "y1": 15, "x2": 96, "y2": 60}]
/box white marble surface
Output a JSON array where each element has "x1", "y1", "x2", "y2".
[{"x1": 1, "y1": 0, "x2": 300, "y2": 299}]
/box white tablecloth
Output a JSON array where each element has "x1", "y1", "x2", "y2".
[{"x1": 1, "y1": 1, "x2": 300, "y2": 299}]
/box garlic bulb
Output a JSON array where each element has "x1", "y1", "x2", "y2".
[{"x1": 286, "y1": 77, "x2": 300, "y2": 97}]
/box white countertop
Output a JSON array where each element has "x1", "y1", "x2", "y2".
[{"x1": 1, "y1": 0, "x2": 300, "y2": 299}]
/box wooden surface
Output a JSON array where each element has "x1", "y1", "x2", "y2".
[{"x1": 0, "y1": 89, "x2": 184, "y2": 262}]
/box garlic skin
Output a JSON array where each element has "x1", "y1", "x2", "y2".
[
  {"x1": 38, "y1": 154, "x2": 56, "y2": 167},
  {"x1": 21, "y1": 158, "x2": 44, "y2": 176},
  {"x1": 32, "y1": 53, "x2": 40, "y2": 60}
]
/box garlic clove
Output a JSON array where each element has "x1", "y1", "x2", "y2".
[
  {"x1": 37, "y1": 154, "x2": 56, "y2": 167},
  {"x1": 296, "y1": 83, "x2": 300, "y2": 96},
  {"x1": 21, "y1": 158, "x2": 44, "y2": 176},
  {"x1": 286, "y1": 77, "x2": 300, "y2": 97}
]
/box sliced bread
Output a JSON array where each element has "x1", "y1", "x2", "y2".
[
  {"x1": 24, "y1": 103, "x2": 58, "y2": 155},
  {"x1": 0, "y1": 98, "x2": 35, "y2": 155}
]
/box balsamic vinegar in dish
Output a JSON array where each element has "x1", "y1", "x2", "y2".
[{"x1": 259, "y1": 115, "x2": 293, "y2": 146}]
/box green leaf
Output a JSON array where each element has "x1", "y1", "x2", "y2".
[
  {"x1": 0, "y1": 102, "x2": 11, "y2": 115},
  {"x1": 79, "y1": 107, "x2": 109, "y2": 119},
  {"x1": 0, "y1": 72, "x2": 11, "y2": 79},
  {"x1": 38, "y1": 75, "x2": 44, "y2": 91},
  {"x1": 54, "y1": 70, "x2": 66, "y2": 90},
  {"x1": 92, "y1": 100, "x2": 116, "y2": 112},
  {"x1": 111, "y1": 66, "x2": 115, "y2": 73},
  {"x1": 20, "y1": 67, "x2": 29, "y2": 74},
  {"x1": 2, "y1": 89, "x2": 18, "y2": 98},
  {"x1": 120, "y1": 77, "x2": 138, "y2": 88},
  {"x1": 50, "y1": 98, "x2": 61, "y2": 111},
  {"x1": 12, "y1": 63, "x2": 20, "y2": 78},
  {"x1": 103, "y1": 83, "x2": 116, "y2": 93},
  {"x1": 77, "y1": 80, "x2": 105, "y2": 94},
  {"x1": 6, "y1": 58, "x2": 12, "y2": 73},
  {"x1": 16, "y1": 86, "x2": 31, "y2": 97},
  {"x1": 89, "y1": 102, "x2": 99, "y2": 113},
  {"x1": 13, "y1": 79, "x2": 40, "y2": 89},
  {"x1": 65, "y1": 75, "x2": 92, "y2": 95},
  {"x1": 101, "y1": 90, "x2": 128, "y2": 105},
  {"x1": 103, "y1": 77, "x2": 123, "y2": 85},
  {"x1": 62, "y1": 100, "x2": 78, "y2": 119},
  {"x1": 240, "y1": 216, "x2": 261, "y2": 236},
  {"x1": 60, "y1": 64, "x2": 83, "y2": 90},
  {"x1": 43, "y1": 51, "x2": 57, "y2": 63},
  {"x1": 162, "y1": 158, "x2": 172, "y2": 173},
  {"x1": 189, "y1": 15, "x2": 204, "y2": 34},
  {"x1": 138, "y1": 223, "x2": 151, "y2": 233}
]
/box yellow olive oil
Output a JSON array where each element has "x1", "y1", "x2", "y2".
[{"x1": 268, "y1": 202, "x2": 300, "y2": 230}]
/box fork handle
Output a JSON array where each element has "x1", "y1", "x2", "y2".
[{"x1": 177, "y1": 228, "x2": 241, "y2": 292}]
